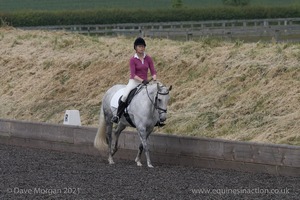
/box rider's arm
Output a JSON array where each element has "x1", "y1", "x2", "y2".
[
  {"x1": 133, "y1": 75, "x2": 144, "y2": 83},
  {"x1": 147, "y1": 56, "x2": 157, "y2": 81},
  {"x1": 152, "y1": 74, "x2": 157, "y2": 81}
]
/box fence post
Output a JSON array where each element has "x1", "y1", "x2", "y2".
[{"x1": 186, "y1": 32, "x2": 192, "y2": 41}]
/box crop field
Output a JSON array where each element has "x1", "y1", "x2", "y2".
[{"x1": 0, "y1": 0, "x2": 298, "y2": 12}]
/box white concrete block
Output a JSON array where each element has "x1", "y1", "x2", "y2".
[{"x1": 63, "y1": 110, "x2": 81, "y2": 126}]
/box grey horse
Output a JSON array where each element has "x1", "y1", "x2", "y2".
[{"x1": 94, "y1": 82, "x2": 172, "y2": 168}]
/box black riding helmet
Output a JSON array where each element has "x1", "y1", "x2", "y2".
[{"x1": 134, "y1": 37, "x2": 146, "y2": 49}]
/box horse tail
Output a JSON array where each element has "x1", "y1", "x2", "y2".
[{"x1": 94, "y1": 104, "x2": 108, "y2": 151}]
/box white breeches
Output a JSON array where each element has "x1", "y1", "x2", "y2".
[{"x1": 121, "y1": 79, "x2": 141, "y2": 102}]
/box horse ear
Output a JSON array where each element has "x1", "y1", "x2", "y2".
[{"x1": 168, "y1": 85, "x2": 172, "y2": 91}]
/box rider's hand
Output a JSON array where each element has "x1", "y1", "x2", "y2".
[{"x1": 142, "y1": 80, "x2": 149, "y2": 85}]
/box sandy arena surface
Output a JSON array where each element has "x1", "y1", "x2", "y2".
[{"x1": 0, "y1": 144, "x2": 299, "y2": 200}]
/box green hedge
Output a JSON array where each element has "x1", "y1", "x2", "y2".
[{"x1": 1, "y1": 6, "x2": 300, "y2": 27}]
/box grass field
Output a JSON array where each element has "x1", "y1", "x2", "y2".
[{"x1": 0, "y1": 0, "x2": 299, "y2": 12}]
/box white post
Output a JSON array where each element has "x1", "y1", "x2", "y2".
[{"x1": 63, "y1": 110, "x2": 81, "y2": 126}]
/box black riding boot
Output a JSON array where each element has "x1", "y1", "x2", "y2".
[{"x1": 111, "y1": 101, "x2": 127, "y2": 123}]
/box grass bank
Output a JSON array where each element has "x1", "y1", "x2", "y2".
[{"x1": 0, "y1": 27, "x2": 299, "y2": 145}]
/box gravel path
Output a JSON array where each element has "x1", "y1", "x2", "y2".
[{"x1": 0, "y1": 144, "x2": 299, "y2": 200}]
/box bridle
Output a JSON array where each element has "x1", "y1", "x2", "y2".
[{"x1": 145, "y1": 85, "x2": 169, "y2": 114}]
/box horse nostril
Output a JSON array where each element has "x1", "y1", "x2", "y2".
[{"x1": 160, "y1": 117, "x2": 166, "y2": 122}]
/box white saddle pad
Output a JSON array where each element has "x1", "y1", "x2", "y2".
[{"x1": 110, "y1": 88, "x2": 125, "y2": 108}]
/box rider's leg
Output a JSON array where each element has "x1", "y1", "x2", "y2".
[
  {"x1": 111, "y1": 101, "x2": 127, "y2": 123},
  {"x1": 120, "y1": 79, "x2": 140, "y2": 102},
  {"x1": 111, "y1": 79, "x2": 140, "y2": 123}
]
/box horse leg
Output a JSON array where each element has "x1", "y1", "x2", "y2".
[
  {"x1": 137, "y1": 130, "x2": 153, "y2": 168},
  {"x1": 135, "y1": 144, "x2": 143, "y2": 167},
  {"x1": 106, "y1": 124, "x2": 115, "y2": 165},
  {"x1": 111, "y1": 123, "x2": 126, "y2": 156}
]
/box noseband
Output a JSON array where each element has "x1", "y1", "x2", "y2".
[{"x1": 155, "y1": 90, "x2": 169, "y2": 114}]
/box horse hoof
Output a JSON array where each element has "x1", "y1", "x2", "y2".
[
  {"x1": 136, "y1": 161, "x2": 142, "y2": 167},
  {"x1": 148, "y1": 164, "x2": 154, "y2": 168},
  {"x1": 108, "y1": 158, "x2": 115, "y2": 165}
]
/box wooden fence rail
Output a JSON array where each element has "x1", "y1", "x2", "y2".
[{"x1": 19, "y1": 18, "x2": 300, "y2": 41}]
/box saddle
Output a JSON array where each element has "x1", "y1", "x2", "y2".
[
  {"x1": 121, "y1": 85, "x2": 165, "y2": 128},
  {"x1": 112, "y1": 84, "x2": 164, "y2": 127},
  {"x1": 121, "y1": 85, "x2": 143, "y2": 127},
  {"x1": 124, "y1": 86, "x2": 142, "y2": 105}
]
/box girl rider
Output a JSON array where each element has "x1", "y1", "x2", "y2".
[{"x1": 111, "y1": 37, "x2": 157, "y2": 123}]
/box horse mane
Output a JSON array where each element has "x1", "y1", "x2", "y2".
[
  {"x1": 149, "y1": 80, "x2": 172, "y2": 93},
  {"x1": 149, "y1": 80, "x2": 164, "y2": 88}
]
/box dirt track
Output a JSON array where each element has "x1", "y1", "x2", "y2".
[{"x1": 0, "y1": 144, "x2": 299, "y2": 200}]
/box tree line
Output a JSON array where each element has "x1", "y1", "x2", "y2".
[{"x1": 1, "y1": 4, "x2": 300, "y2": 27}]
